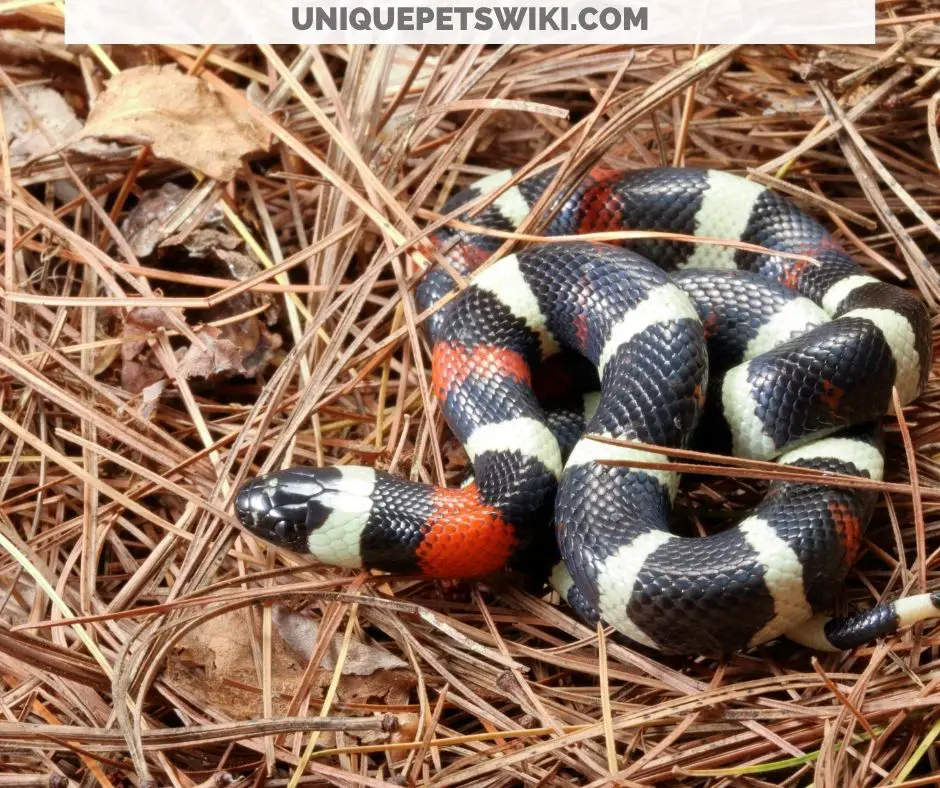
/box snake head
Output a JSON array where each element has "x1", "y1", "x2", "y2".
[
  {"x1": 234, "y1": 468, "x2": 334, "y2": 552},
  {"x1": 234, "y1": 467, "x2": 376, "y2": 563}
]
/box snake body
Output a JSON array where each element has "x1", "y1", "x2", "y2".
[{"x1": 235, "y1": 167, "x2": 939, "y2": 654}]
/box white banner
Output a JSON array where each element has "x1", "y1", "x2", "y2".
[{"x1": 65, "y1": 0, "x2": 875, "y2": 45}]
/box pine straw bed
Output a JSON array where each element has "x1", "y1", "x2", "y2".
[{"x1": 3, "y1": 13, "x2": 940, "y2": 788}]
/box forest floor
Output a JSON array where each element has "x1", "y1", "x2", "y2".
[{"x1": 2, "y1": 6, "x2": 940, "y2": 787}]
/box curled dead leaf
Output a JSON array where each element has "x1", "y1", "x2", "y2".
[
  {"x1": 139, "y1": 379, "x2": 167, "y2": 420},
  {"x1": 119, "y1": 306, "x2": 185, "y2": 394},
  {"x1": 2, "y1": 85, "x2": 82, "y2": 165},
  {"x1": 273, "y1": 605, "x2": 418, "y2": 755},
  {"x1": 76, "y1": 65, "x2": 269, "y2": 181},
  {"x1": 2, "y1": 84, "x2": 119, "y2": 203},
  {"x1": 121, "y1": 183, "x2": 279, "y2": 325},
  {"x1": 122, "y1": 183, "x2": 225, "y2": 258},
  {"x1": 167, "y1": 608, "x2": 416, "y2": 753},
  {"x1": 274, "y1": 604, "x2": 408, "y2": 675},
  {"x1": 178, "y1": 320, "x2": 280, "y2": 382}
]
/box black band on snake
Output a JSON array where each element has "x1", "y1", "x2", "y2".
[{"x1": 234, "y1": 166, "x2": 938, "y2": 655}]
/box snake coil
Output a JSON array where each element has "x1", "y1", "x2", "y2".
[{"x1": 236, "y1": 167, "x2": 938, "y2": 654}]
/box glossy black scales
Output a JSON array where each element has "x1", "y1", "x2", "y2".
[{"x1": 235, "y1": 166, "x2": 935, "y2": 654}]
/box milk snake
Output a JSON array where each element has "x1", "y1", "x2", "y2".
[{"x1": 235, "y1": 166, "x2": 939, "y2": 654}]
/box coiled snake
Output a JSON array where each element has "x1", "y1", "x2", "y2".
[{"x1": 235, "y1": 167, "x2": 938, "y2": 654}]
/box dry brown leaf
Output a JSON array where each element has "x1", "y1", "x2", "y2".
[
  {"x1": 114, "y1": 246, "x2": 279, "y2": 394},
  {"x1": 139, "y1": 379, "x2": 166, "y2": 421},
  {"x1": 2, "y1": 85, "x2": 118, "y2": 168},
  {"x1": 274, "y1": 604, "x2": 408, "y2": 675},
  {"x1": 177, "y1": 320, "x2": 280, "y2": 381},
  {"x1": 123, "y1": 305, "x2": 184, "y2": 341},
  {"x1": 167, "y1": 607, "x2": 416, "y2": 741},
  {"x1": 119, "y1": 306, "x2": 183, "y2": 394},
  {"x1": 273, "y1": 605, "x2": 418, "y2": 753},
  {"x1": 168, "y1": 610, "x2": 304, "y2": 719},
  {"x1": 181, "y1": 227, "x2": 240, "y2": 258},
  {"x1": 76, "y1": 65, "x2": 269, "y2": 181},
  {"x1": 121, "y1": 183, "x2": 225, "y2": 258},
  {"x1": 120, "y1": 356, "x2": 165, "y2": 395}
]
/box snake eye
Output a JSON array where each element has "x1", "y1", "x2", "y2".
[{"x1": 274, "y1": 519, "x2": 300, "y2": 542}]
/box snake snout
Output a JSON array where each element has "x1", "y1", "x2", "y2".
[
  {"x1": 233, "y1": 476, "x2": 279, "y2": 537},
  {"x1": 234, "y1": 479, "x2": 264, "y2": 521},
  {"x1": 234, "y1": 468, "x2": 342, "y2": 553}
]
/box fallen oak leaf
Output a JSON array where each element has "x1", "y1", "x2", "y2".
[
  {"x1": 169, "y1": 610, "x2": 306, "y2": 720},
  {"x1": 75, "y1": 65, "x2": 269, "y2": 181}
]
